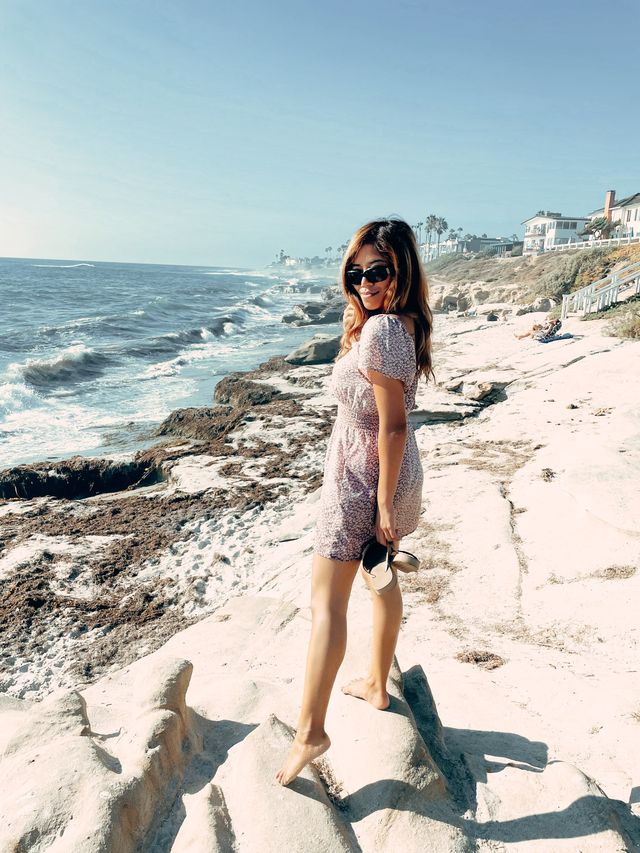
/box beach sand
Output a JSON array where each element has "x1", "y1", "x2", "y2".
[{"x1": 1, "y1": 307, "x2": 639, "y2": 851}]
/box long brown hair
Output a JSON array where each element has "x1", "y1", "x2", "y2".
[{"x1": 337, "y1": 217, "x2": 434, "y2": 382}]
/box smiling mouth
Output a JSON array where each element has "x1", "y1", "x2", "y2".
[{"x1": 361, "y1": 290, "x2": 379, "y2": 297}]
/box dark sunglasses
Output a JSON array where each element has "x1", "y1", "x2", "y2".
[{"x1": 345, "y1": 264, "x2": 393, "y2": 288}]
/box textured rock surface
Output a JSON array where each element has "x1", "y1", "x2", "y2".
[
  {"x1": 0, "y1": 597, "x2": 637, "y2": 851},
  {"x1": 285, "y1": 333, "x2": 341, "y2": 364},
  {"x1": 0, "y1": 456, "x2": 161, "y2": 501}
]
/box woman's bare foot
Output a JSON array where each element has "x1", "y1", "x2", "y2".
[
  {"x1": 341, "y1": 676, "x2": 390, "y2": 710},
  {"x1": 275, "y1": 731, "x2": 331, "y2": 786}
]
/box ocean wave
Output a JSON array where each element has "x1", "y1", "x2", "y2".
[
  {"x1": 31, "y1": 263, "x2": 95, "y2": 268},
  {"x1": 11, "y1": 344, "x2": 113, "y2": 389},
  {"x1": 124, "y1": 317, "x2": 240, "y2": 359},
  {"x1": 39, "y1": 315, "x2": 109, "y2": 337},
  {"x1": 204, "y1": 270, "x2": 277, "y2": 279},
  {"x1": 250, "y1": 294, "x2": 274, "y2": 308},
  {"x1": 138, "y1": 340, "x2": 240, "y2": 380}
]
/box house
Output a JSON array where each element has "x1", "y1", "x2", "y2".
[
  {"x1": 588, "y1": 190, "x2": 640, "y2": 239},
  {"x1": 522, "y1": 212, "x2": 589, "y2": 256},
  {"x1": 425, "y1": 236, "x2": 514, "y2": 260},
  {"x1": 458, "y1": 236, "x2": 514, "y2": 256}
]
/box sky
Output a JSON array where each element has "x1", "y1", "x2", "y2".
[{"x1": 1, "y1": 0, "x2": 638, "y2": 268}]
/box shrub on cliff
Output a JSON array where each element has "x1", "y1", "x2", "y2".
[
  {"x1": 537, "y1": 248, "x2": 612, "y2": 300},
  {"x1": 605, "y1": 305, "x2": 640, "y2": 340}
]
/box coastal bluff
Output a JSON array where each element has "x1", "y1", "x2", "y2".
[{"x1": 1, "y1": 308, "x2": 639, "y2": 850}]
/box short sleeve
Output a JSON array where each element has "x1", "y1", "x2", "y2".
[{"x1": 357, "y1": 315, "x2": 416, "y2": 386}]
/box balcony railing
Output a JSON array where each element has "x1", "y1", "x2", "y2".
[{"x1": 548, "y1": 235, "x2": 640, "y2": 253}]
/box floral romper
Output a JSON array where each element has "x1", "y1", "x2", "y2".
[{"x1": 313, "y1": 313, "x2": 424, "y2": 561}]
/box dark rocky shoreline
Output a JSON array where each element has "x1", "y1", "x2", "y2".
[{"x1": 0, "y1": 288, "x2": 346, "y2": 698}]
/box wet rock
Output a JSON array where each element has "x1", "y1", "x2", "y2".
[
  {"x1": 0, "y1": 457, "x2": 162, "y2": 501},
  {"x1": 284, "y1": 334, "x2": 341, "y2": 365},
  {"x1": 156, "y1": 407, "x2": 241, "y2": 442},
  {"x1": 281, "y1": 295, "x2": 345, "y2": 326},
  {"x1": 214, "y1": 375, "x2": 280, "y2": 408}
]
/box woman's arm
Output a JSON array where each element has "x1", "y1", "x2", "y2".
[{"x1": 369, "y1": 370, "x2": 407, "y2": 539}]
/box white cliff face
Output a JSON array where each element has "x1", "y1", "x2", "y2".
[{"x1": 1, "y1": 310, "x2": 639, "y2": 851}]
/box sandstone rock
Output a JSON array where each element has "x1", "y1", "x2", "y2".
[
  {"x1": 0, "y1": 657, "x2": 194, "y2": 853},
  {"x1": 284, "y1": 334, "x2": 341, "y2": 365},
  {"x1": 464, "y1": 381, "x2": 503, "y2": 402},
  {"x1": 1, "y1": 593, "x2": 636, "y2": 852},
  {"x1": 456, "y1": 294, "x2": 471, "y2": 312},
  {"x1": 442, "y1": 295, "x2": 459, "y2": 311},
  {"x1": 171, "y1": 783, "x2": 235, "y2": 852},
  {"x1": 472, "y1": 289, "x2": 490, "y2": 304},
  {"x1": 214, "y1": 714, "x2": 353, "y2": 852},
  {"x1": 326, "y1": 653, "x2": 468, "y2": 852},
  {"x1": 532, "y1": 297, "x2": 555, "y2": 312}
]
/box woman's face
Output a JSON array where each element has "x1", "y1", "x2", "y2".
[{"x1": 348, "y1": 245, "x2": 393, "y2": 313}]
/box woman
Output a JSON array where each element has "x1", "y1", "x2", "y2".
[
  {"x1": 275, "y1": 217, "x2": 434, "y2": 786},
  {"x1": 515, "y1": 315, "x2": 562, "y2": 341}
]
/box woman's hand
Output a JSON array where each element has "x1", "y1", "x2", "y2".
[{"x1": 375, "y1": 502, "x2": 398, "y2": 546}]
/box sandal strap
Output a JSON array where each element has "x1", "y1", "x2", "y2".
[{"x1": 391, "y1": 548, "x2": 418, "y2": 560}]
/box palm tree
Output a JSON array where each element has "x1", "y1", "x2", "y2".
[
  {"x1": 435, "y1": 217, "x2": 449, "y2": 257},
  {"x1": 425, "y1": 214, "x2": 438, "y2": 261},
  {"x1": 417, "y1": 221, "x2": 423, "y2": 245}
]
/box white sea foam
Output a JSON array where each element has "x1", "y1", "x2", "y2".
[
  {"x1": 204, "y1": 270, "x2": 278, "y2": 279},
  {"x1": 31, "y1": 263, "x2": 95, "y2": 268},
  {"x1": 0, "y1": 381, "x2": 39, "y2": 417}
]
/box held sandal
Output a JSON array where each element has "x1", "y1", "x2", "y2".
[
  {"x1": 359, "y1": 538, "x2": 397, "y2": 596},
  {"x1": 389, "y1": 547, "x2": 420, "y2": 573}
]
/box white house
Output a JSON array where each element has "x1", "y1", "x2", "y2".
[
  {"x1": 522, "y1": 212, "x2": 589, "y2": 256},
  {"x1": 588, "y1": 190, "x2": 640, "y2": 239}
]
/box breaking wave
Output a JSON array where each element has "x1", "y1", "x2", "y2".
[{"x1": 12, "y1": 344, "x2": 113, "y2": 389}]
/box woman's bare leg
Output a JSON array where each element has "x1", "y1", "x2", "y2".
[
  {"x1": 342, "y1": 537, "x2": 402, "y2": 710},
  {"x1": 275, "y1": 552, "x2": 360, "y2": 786}
]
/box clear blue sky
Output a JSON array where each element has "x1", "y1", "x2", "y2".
[{"x1": 1, "y1": 0, "x2": 638, "y2": 267}]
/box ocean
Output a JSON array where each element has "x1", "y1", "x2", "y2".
[{"x1": 0, "y1": 257, "x2": 340, "y2": 468}]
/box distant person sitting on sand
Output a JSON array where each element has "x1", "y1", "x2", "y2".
[
  {"x1": 275, "y1": 218, "x2": 434, "y2": 786},
  {"x1": 515, "y1": 315, "x2": 562, "y2": 341}
]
